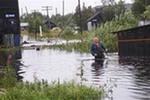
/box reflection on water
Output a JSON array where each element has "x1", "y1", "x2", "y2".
[
  {"x1": 119, "y1": 58, "x2": 150, "y2": 100},
  {"x1": 1, "y1": 47, "x2": 150, "y2": 100},
  {"x1": 78, "y1": 54, "x2": 150, "y2": 100}
]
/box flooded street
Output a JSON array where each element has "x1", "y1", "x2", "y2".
[
  {"x1": 18, "y1": 48, "x2": 150, "y2": 100},
  {"x1": 0, "y1": 36, "x2": 150, "y2": 100},
  {"x1": 1, "y1": 0, "x2": 149, "y2": 99}
]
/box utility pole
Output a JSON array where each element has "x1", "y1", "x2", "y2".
[
  {"x1": 78, "y1": 0, "x2": 83, "y2": 34},
  {"x1": 62, "y1": 0, "x2": 65, "y2": 27},
  {"x1": 31, "y1": 10, "x2": 38, "y2": 40},
  {"x1": 62, "y1": 0, "x2": 64, "y2": 16},
  {"x1": 42, "y1": 6, "x2": 52, "y2": 18},
  {"x1": 31, "y1": 10, "x2": 38, "y2": 17},
  {"x1": 21, "y1": 8, "x2": 23, "y2": 16},
  {"x1": 25, "y1": 6, "x2": 28, "y2": 16},
  {"x1": 55, "y1": 7, "x2": 58, "y2": 15}
]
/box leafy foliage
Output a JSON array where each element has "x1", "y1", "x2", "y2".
[
  {"x1": 131, "y1": 0, "x2": 150, "y2": 19},
  {"x1": 0, "y1": 81, "x2": 102, "y2": 100},
  {"x1": 141, "y1": 5, "x2": 150, "y2": 20},
  {"x1": 95, "y1": 0, "x2": 126, "y2": 22},
  {"x1": 88, "y1": 12, "x2": 138, "y2": 52},
  {"x1": 74, "y1": 6, "x2": 94, "y2": 30},
  {"x1": 21, "y1": 12, "x2": 46, "y2": 33},
  {"x1": 0, "y1": 67, "x2": 17, "y2": 89},
  {"x1": 50, "y1": 13, "x2": 74, "y2": 29}
]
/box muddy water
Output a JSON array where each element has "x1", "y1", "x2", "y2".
[{"x1": 18, "y1": 48, "x2": 150, "y2": 100}]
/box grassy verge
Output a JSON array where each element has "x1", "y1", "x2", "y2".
[
  {"x1": 0, "y1": 67, "x2": 103, "y2": 100},
  {"x1": 0, "y1": 82, "x2": 103, "y2": 100}
]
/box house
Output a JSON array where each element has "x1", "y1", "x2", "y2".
[
  {"x1": 87, "y1": 3, "x2": 133, "y2": 31},
  {"x1": 87, "y1": 12, "x2": 104, "y2": 31},
  {"x1": 113, "y1": 24, "x2": 150, "y2": 58},
  {"x1": 44, "y1": 20, "x2": 56, "y2": 30}
]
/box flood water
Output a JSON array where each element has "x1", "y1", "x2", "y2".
[
  {"x1": 0, "y1": 38, "x2": 150, "y2": 100},
  {"x1": 19, "y1": 48, "x2": 150, "y2": 100}
]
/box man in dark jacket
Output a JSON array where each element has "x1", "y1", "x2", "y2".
[{"x1": 90, "y1": 37, "x2": 107, "y2": 62}]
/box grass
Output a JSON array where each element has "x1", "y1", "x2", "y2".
[
  {"x1": 0, "y1": 67, "x2": 103, "y2": 100},
  {"x1": 50, "y1": 41, "x2": 91, "y2": 53},
  {"x1": 0, "y1": 67, "x2": 17, "y2": 89},
  {"x1": 0, "y1": 82, "x2": 103, "y2": 100}
]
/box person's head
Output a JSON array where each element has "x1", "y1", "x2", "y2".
[{"x1": 93, "y1": 37, "x2": 99, "y2": 44}]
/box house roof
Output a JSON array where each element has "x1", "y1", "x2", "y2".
[
  {"x1": 112, "y1": 24, "x2": 150, "y2": 34},
  {"x1": 45, "y1": 20, "x2": 56, "y2": 25},
  {"x1": 87, "y1": 12, "x2": 104, "y2": 22}
]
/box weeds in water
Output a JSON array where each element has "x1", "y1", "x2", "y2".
[
  {"x1": 51, "y1": 41, "x2": 91, "y2": 53},
  {"x1": 0, "y1": 81, "x2": 103, "y2": 100},
  {"x1": 0, "y1": 67, "x2": 103, "y2": 100}
]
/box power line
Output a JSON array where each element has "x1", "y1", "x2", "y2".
[{"x1": 42, "y1": 6, "x2": 52, "y2": 18}]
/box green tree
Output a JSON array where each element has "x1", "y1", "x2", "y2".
[
  {"x1": 50, "y1": 13, "x2": 74, "y2": 29},
  {"x1": 20, "y1": 12, "x2": 46, "y2": 33},
  {"x1": 141, "y1": 5, "x2": 150, "y2": 20},
  {"x1": 95, "y1": 0, "x2": 126, "y2": 22},
  {"x1": 28, "y1": 12, "x2": 44, "y2": 33},
  {"x1": 115, "y1": 0, "x2": 126, "y2": 17},
  {"x1": 74, "y1": 5, "x2": 94, "y2": 30},
  {"x1": 102, "y1": 6, "x2": 116, "y2": 21},
  {"x1": 50, "y1": 14, "x2": 63, "y2": 28},
  {"x1": 132, "y1": 0, "x2": 150, "y2": 19}
]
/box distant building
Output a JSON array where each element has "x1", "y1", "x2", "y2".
[
  {"x1": 44, "y1": 20, "x2": 56, "y2": 30},
  {"x1": 0, "y1": 0, "x2": 20, "y2": 47},
  {"x1": 20, "y1": 22, "x2": 29, "y2": 31},
  {"x1": 113, "y1": 24, "x2": 150, "y2": 58},
  {"x1": 87, "y1": 12, "x2": 104, "y2": 31},
  {"x1": 87, "y1": 3, "x2": 133, "y2": 31}
]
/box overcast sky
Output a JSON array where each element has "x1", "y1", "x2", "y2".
[{"x1": 18, "y1": 0, "x2": 133, "y2": 16}]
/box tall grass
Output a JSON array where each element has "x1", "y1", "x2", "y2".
[
  {"x1": 0, "y1": 81, "x2": 103, "y2": 100},
  {"x1": 0, "y1": 67, "x2": 17, "y2": 89},
  {"x1": 0, "y1": 67, "x2": 103, "y2": 100}
]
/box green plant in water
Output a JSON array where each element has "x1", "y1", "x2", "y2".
[
  {"x1": 0, "y1": 81, "x2": 103, "y2": 100},
  {"x1": 51, "y1": 41, "x2": 91, "y2": 53},
  {"x1": 0, "y1": 67, "x2": 103, "y2": 100}
]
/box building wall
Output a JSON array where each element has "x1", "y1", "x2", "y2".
[
  {"x1": 117, "y1": 25, "x2": 150, "y2": 57},
  {"x1": 0, "y1": 0, "x2": 20, "y2": 46}
]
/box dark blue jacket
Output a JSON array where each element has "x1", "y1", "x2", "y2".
[{"x1": 90, "y1": 43, "x2": 106, "y2": 58}]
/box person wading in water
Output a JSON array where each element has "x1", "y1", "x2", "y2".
[{"x1": 90, "y1": 37, "x2": 107, "y2": 63}]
